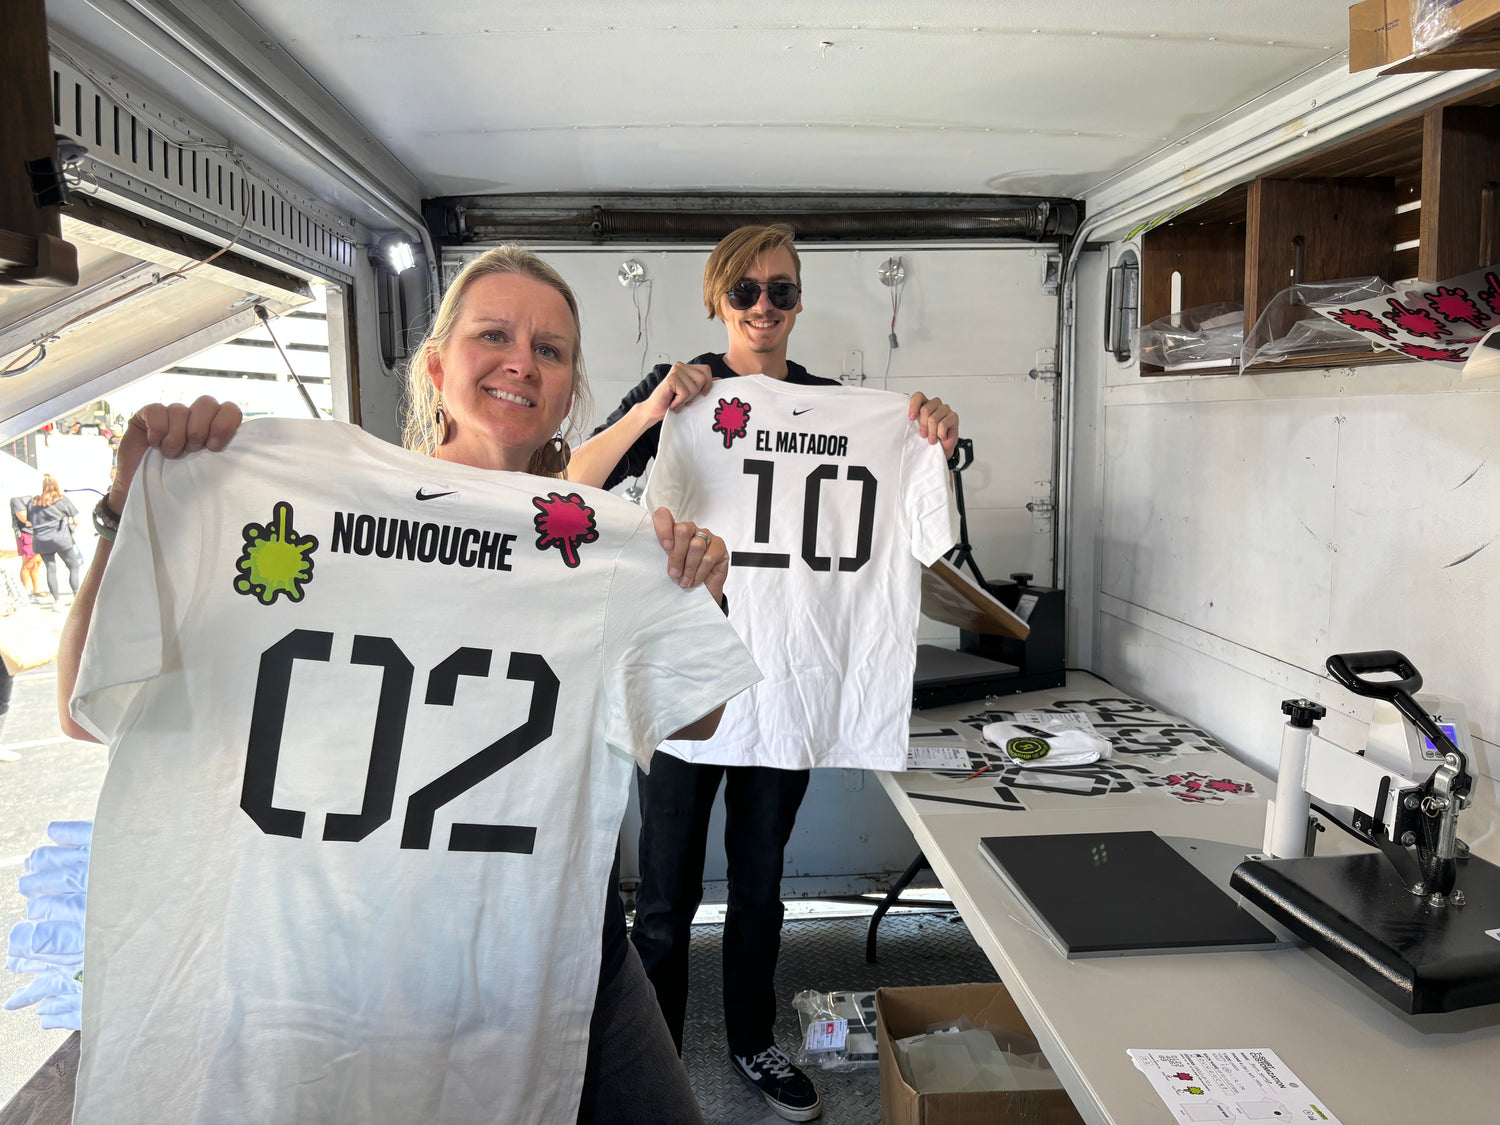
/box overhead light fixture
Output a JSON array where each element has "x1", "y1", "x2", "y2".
[{"x1": 380, "y1": 235, "x2": 417, "y2": 274}]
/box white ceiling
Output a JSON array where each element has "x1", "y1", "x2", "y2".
[{"x1": 227, "y1": 0, "x2": 1355, "y2": 200}]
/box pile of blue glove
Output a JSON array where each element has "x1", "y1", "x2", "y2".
[{"x1": 5, "y1": 820, "x2": 90, "y2": 1031}]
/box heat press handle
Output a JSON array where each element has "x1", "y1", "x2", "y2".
[
  {"x1": 1326, "y1": 649, "x2": 1467, "y2": 782},
  {"x1": 1325, "y1": 650, "x2": 1423, "y2": 700}
]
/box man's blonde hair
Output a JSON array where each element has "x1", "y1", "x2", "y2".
[
  {"x1": 401, "y1": 245, "x2": 591, "y2": 476},
  {"x1": 701, "y1": 223, "x2": 801, "y2": 319}
]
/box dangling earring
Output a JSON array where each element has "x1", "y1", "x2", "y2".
[
  {"x1": 538, "y1": 431, "x2": 571, "y2": 476},
  {"x1": 433, "y1": 399, "x2": 449, "y2": 446}
]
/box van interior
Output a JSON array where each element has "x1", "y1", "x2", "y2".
[{"x1": 5, "y1": 2, "x2": 1500, "y2": 1122}]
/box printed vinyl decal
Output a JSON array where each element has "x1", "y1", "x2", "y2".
[
  {"x1": 532, "y1": 492, "x2": 599, "y2": 568},
  {"x1": 1311, "y1": 262, "x2": 1500, "y2": 364},
  {"x1": 234, "y1": 500, "x2": 317, "y2": 604},
  {"x1": 712, "y1": 397, "x2": 751, "y2": 449},
  {"x1": 954, "y1": 699, "x2": 1253, "y2": 803}
]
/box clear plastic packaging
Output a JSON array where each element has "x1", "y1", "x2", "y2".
[
  {"x1": 1135, "y1": 301, "x2": 1244, "y2": 369},
  {"x1": 1240, "y1": 277, "x2": 1392, "y2": 372},
  {"x1": 791, "y1": 989, "x2": 881, "y2": 1072},
  {"x1": 1412, "y1": 0, "x2": 1465, "y2": 56},
  {"x1": 892, "y1": 1018, "x2": 1063, "y2": 1094}
]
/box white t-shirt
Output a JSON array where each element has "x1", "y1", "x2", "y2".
[
  {"x1": 645, "y1": 375, "x2": 956, "y2": 770},
  {"x1": 70, "y1": 417, "x2": 760, "y2": 1125}
]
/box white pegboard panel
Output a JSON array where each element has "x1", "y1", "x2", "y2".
[{"x1": 48, "y1": 36, "x2": 357, "y2": 282}]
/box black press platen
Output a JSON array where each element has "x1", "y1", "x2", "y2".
[{"x1": 1281, "y1": 699, "x2": 1326, "y2": 728}]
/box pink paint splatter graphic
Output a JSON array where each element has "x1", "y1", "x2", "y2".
[
  {"x1": 1480, "y1": 272, "x2": 1500, "y2": 317},
  {"x1": 1425, "y1": 286, "x2": 1492, "y2": 332},
  {"x1": 532, "y1": 492, "x2": 599, "y2": 568},
  {"x1": 1328, "y1": 307, "x2": 1396, "y2": 340},
  {"x1": 1396, "y1": 342, "x2": 1468, "y2": 362},
  {"x1": 1157, "y1": 771, "x2": 1256, "y2": 804},
  {"x1": 1382, "y1": 297, "x2": 1451, "y2": 339},
  {"x1": 712, "y1": 397, "x2": 752, "y2": 449}
]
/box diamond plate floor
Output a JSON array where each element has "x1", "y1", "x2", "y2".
[{"x1": 673, "y1": 910, "x2": 999, "y2": 1124}]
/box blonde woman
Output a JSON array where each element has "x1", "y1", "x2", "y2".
[{"x1": 59, "y1": 246, "x2": 745, "y2": 1125}]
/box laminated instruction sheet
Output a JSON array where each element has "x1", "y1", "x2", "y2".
[{"x1": 1128, "y1": 1048, "x2": 1341, "y2": 1123}]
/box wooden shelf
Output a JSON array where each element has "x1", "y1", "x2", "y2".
[
  {"x1": 0, "y1": 0, "x2": 77, "y2": 286},
  {"x1": 1137, "y1": 77, "x2": 1500, "y2": 376}
]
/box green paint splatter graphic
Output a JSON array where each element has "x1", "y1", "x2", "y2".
[{"x1": 233, "y1": 500, "x2": 317, "y2": 605}]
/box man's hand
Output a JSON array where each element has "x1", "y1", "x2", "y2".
[
  {"x1": 908, "y1": 392, "x2": 960, "y2": 459},
  {"x1": 653, "y1": 506, "x2": 730, "y2": 606},
  {"x1": 640, "y1": 362, "x2": 715, "y2": 424},
  {"x1": 110, "y1": 397, "x2": 242, "y2": 513}
]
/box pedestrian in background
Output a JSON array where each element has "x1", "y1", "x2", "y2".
[
  {"x1": 27, "y1": 475, "x2": 82, "y2": 608},
  {"x1": 10, "y1": 495, "x2": 46, "y2": 603}
]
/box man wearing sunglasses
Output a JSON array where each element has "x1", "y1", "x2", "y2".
[{"x1": 570, "y1": 223, "x2": 958, "y2": 1122}]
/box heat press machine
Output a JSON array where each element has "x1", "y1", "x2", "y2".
[{"x1": 1231, "y1": 650, "x2": 1500, "y2": 1014}]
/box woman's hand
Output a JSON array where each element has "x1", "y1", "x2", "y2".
[
  {"x1": 908, "y1": 392, "x2": 961, "y2": 459},
  {"x1": 639, "y1": 362, "x2": 715, "y2": 425},
  {"x1": 110, "y1": 397, "x2": 242, "y2": 513},
  {"x1": 653, "y1": 507, "x2": 729, "y2": 606}
]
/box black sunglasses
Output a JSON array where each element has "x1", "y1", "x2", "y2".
[{"x1": 726, "y1": 280, "x2": 801, "y2": 312}]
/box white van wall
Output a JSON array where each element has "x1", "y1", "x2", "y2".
[{"x1": 1078, "y1": 250, "x2": 1500, "y2": 856}]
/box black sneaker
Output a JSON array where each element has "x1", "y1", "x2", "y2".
[{"x1": 730, "y1": 1046, "x2": 822, "y2": 1122}]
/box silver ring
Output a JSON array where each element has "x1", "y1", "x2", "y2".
[{"x1": 694, "y1": 529, "x2": 712, "y2": 545}]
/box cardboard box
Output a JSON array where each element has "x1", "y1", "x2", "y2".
[
  {"x1": 1350, "y1": 0, "x2": 1500, "y2": 72},
  {"x1": 876, "y1": 983, "x2": 1084, "y2": 1125},
  {"x1": 1349, "y1": 0, "x2": 1412, "y2": 71}
]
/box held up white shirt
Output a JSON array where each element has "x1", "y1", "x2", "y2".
[
  {"x1": 70, "y1": 418, "x2": 760, "y2": 1125},
  {"x1": 645, "y1": 375, "x2": 956, "y2": 770}
]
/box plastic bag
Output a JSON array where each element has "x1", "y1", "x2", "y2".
[
  {"x1": 892, "y1": 1018, "x2": 1064, "y2": 1094},
  {"x1": 1135, "y1": 301, "x2": 1244, "y2": 369},
  {"x1": 791, "y1": 989, "x2": 880, "y2": 1072},
  {"x1": 1240, "y1": 277, "x2": 1392, "y2": 372},
  {"x1": 1412, "y1": 0, "x2": 1464, "y2": 55}
]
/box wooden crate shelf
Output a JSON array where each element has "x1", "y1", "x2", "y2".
[{"x1": 1137, "y1": 77, "x2": 1500, "y2": 375}]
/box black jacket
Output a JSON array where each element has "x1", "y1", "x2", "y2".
[{"x1": 593, "y1": 352, "x2": 839, "y2": 491}]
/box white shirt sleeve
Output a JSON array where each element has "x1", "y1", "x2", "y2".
[
  {"x1": 901, "y1": 427, "x2": 959, "y2": 566},
  {"x1": 70, "y1": 452, "x2": 202, "y2": 743},
  {"x1": 600, "y1": 512, "x2": 761, "y2": 768},
  {"x1": 641, "y1": 406, "x2": 698, "y2": 521}
]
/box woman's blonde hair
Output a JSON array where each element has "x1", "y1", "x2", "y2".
[
  {"x1": 401, "y1": 244, "x2": 592, "y2": 477},
  {"x1": 38, "y1": 475, "x2": 62, "y2": 507},
  {"x1": 701, "y1": 223, "x2": 801, "y2": 319}
]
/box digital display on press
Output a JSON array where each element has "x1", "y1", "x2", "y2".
[{"x1": 1421, "y1": 723, "x2": 1460, "y2": 752}]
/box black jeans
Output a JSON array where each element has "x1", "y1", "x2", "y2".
[
  {"x1": 39, "y1": 545, "x2": 82, "y2": 599},
  {"x1": 576, "y1": 849, "x2": 702, "y2": 1124},
  {"x1": 631, "y1": 752, "x2": 810, "y2": 1057}
]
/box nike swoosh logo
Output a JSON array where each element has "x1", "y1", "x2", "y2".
[
  {"x1": 415, "y1": 488, "x2": 456, "y2": 501},
  {"x1": 792, "y1": 408, "x2": 813, "y2": 416}
]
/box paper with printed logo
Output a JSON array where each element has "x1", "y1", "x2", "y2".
[{"x1": 1128, "y1": 1048, "x2": 1342, "y2": 1123}]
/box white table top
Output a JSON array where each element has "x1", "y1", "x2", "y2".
[{"x1": 880, "y1": 672, "x2": 1500, "y2": 1125}]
